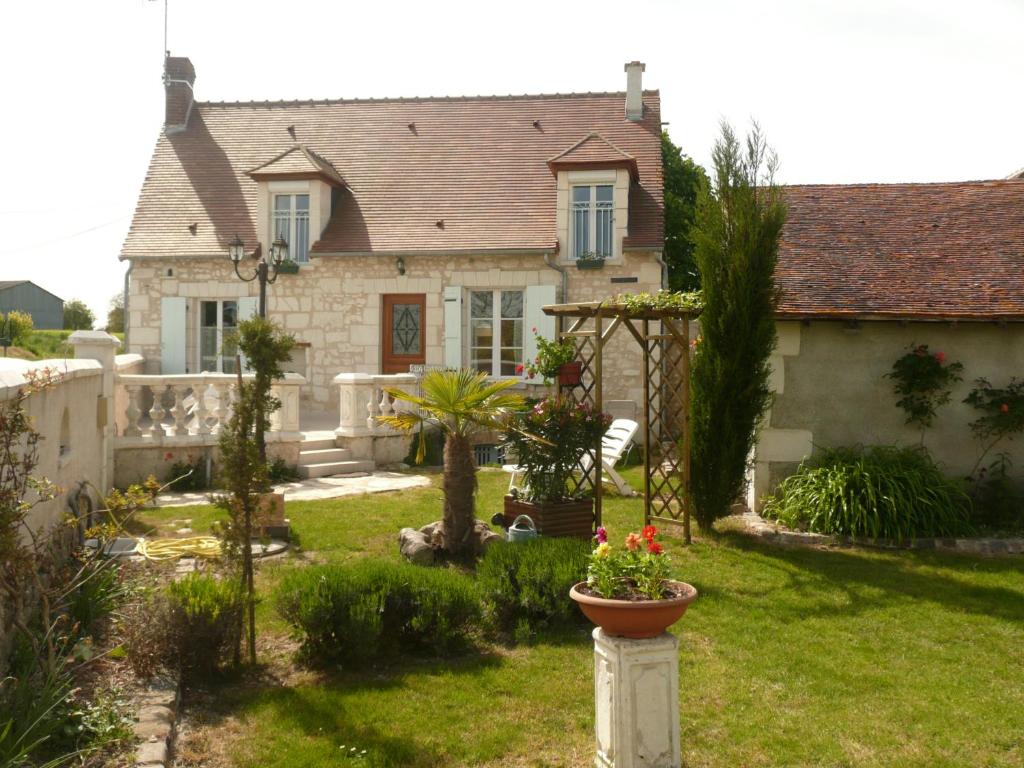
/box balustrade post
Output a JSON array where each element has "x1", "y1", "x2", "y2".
[
  {"x1": 214, "y1": 381, "x2": 232, "y2": 432},
  {"x1": 148, "y1": 384, "x2": 168, "y2": 438},
  {"x1": 333, "y1": 373, "x2": 374, "y2": 437},
  {"x1": 124, "y1": 385, "x2": 143, "y2": 437},
  {"x1": 194, "y1": 382, "x2": 212, "y2": 436},
  {"x1": 170, "y1": 384, "x2": 189, "y2": 436}
]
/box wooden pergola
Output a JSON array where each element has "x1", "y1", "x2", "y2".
[{"x1": 543, "y1": 300, "x2": 700, "y2": 543}]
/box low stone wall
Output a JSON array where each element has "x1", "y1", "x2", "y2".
[
  {"x1": 739, "y1": 511, "x2": 1024, "y2": 556},
  {"x1": 114, "y1": 439, "x2": 301, "y2": 489}
]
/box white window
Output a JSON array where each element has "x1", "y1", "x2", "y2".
[
  {"x1": 570, "y1": 184, "x2": 614, "y2": 260},
  {"x1": 199, "y1": 300, "x2": 238, "y2": 373},
  {"x1": 273, "y1": 193, "x2": 310, "y2": 263},
  {"x1": 470, "y1": 289, "x2": 523, "y2": 377}
]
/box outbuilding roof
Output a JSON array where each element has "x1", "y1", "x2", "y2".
[
  {"x1": 121, "y1": 90, "x2": 663, "y2": 260},
  {"x1": 777, "y1": 180, "x2": 1024, "y2": 321}
]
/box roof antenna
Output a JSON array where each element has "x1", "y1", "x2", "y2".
[{"x1": 148, "y1": 0, "x2": 169, "y2": 59}]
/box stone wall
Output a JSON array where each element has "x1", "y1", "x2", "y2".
[
  {"x1": 749, "y1": 320, "x2": 1024, "y2": 509},
  {"x1": 126, "y1": 250, "x2": 663, "y2": 417},
  {"x1": 113, "y1": 439, "x2": 300, "y2": 489}
]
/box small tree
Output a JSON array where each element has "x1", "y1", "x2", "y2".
[
  {"x1": 105, "y1": 294, "x2": 125, "y2": 333},
  {"x1": 689, "y1": 122, "x2": 786, "y2": 532},
  {"x1": 62, "y1": 299, "x2": 94, "y2": 330},
  {"x1": 662, "y1": 131, "x2": 710, "y2": 291},
  {"x1": 2, "y1": 310, "x2": 33, "y2": 346},
  {"x1": 214, "y1": 316, "x2": 294, "y2": 664},
  {"x1": 379, "y1": 369, "x2": 523, "y2": 557}
]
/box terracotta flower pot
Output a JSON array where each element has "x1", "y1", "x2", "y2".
[
  {"x1": 558, "y1": 361, "x2": 582, "y2": 387},
  {"x1": 569, "y1": 580, "x2": 698, "y2": 639}
]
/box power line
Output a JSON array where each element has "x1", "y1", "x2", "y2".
[{"x1": 0, "y1": 215, "x2": 131, "y2": 256}]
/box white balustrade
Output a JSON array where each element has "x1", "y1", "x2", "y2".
[
  {"x1": 334, "y1": 373, "x2": 419, "y2": 437},
  {"x1": 114, "y1": 372, "x2": 306, "y2": 445}
]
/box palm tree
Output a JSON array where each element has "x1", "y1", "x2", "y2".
[{"x1": 379, "y1": 369, "x2": 523, "y2": 557}]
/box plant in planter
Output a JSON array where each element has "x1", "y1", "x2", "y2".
[
  {"x1": 502, "y1": 395, "x2": 611, "y2": 538},
  {"x1": 570, "y1": 525, "x2": 697, "y2": 638},
  {"x1": 575, "y1": 251, "x2": 606, "y2": 270},
  {"x1": 523, "y1": 332, "x2": 580, "y2": 386},
  {"x1": 275, "y1": 259, "x2": 301, "y2": 274}
]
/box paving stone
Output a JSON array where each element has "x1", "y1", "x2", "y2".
[
  {"x1": 135, "y1": 738, "x2": 168, "y2": 765},
  {"x1": 133, "y1": 706, "x2": 174, "y2": 740}
]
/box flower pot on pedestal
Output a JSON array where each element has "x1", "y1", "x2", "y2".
[{"x1": 570, "y1": 580, "x2": 697, "y2": 639}]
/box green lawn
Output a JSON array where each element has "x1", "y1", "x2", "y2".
[
  {"x1": 10, "y1": 329, "x2": 124, "y2": 359},
  {"x1": 136, "y1": 468, "x2": 1024, "y2": 768}
]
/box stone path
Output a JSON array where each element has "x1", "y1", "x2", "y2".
[{"x1": 154, "y1": 470, "x2": 432, "y2": 508}]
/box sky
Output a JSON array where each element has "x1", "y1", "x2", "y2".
[{"x1": 1, "y1": 0, "x2": 1020, "y2": 325}]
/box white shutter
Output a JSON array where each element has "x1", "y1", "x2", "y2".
[
  {"x1": 236, "y1": 297, "x2": 259, "y2": 372},
  {"x1": 443, "y1": 285, "x2": 463, "y2": 369},
  {"x1": 524, "y1": 284, "x2": 557, "y2": 373},
  {"x1": 160, "y1": 297, "x2": 187, "y2": 374}
]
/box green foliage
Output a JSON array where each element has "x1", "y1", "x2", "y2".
[
  {"x1": 0, "y1": 653, "x2": 75, "y2": 767},
  {"x1": 762, "y1": 446, "x2": 972, "y2": 540},
  {"x1": 476, "y1": 537, "x2": 590, "y2": 638},
  {"x1": 502, "y1": 396, "x2": 610, "y2": 502},
  {"x1": 105, "y1": 293, "x2": 124, "y2": 333},
  {"x1": 968, "y1": 453, "x2": 1024, "y2": 533},
  {"x1": 268, "y1": 457, "x2": 300, "y2": 484},
  {"x1": 523, "y1": 333, "x2": 576, "y2": 381},
  {"x1": 165, "y1": 573, "x2": 245, "y2": 677},
  {"x1": 608, "y1": 289, "x2": 703, "y2": 314},
  {"x1": 585, "y1": 526, "x2": 671, "y2": 599},
  {"x1": 16, "y1": 330, "x2": 74, "y2": 359},
  {"x1": 62, "y1": 299, "x2": 94, "y2": 330},
  {"x1": 964, "y1": 377, "x2": 1024, "y2": 442},
  {"x1": 690, "y1": 122, "x2": 785, "y2": 532},
  {"x1": 2, "y1": 309, "x2": 33, "y2": 345},
  {"x1": 167, "y1": 458, "x2": 209, "y2": 491},
  {"x1": 887, "y1": 344, "x2": 963, "y2": 429},
  {"x1": 275, "y1": 561, "x2": 480, "y2": 663},
  {"x1": 662, "y1": 131, "x2": 711, "y2": 291},
  {"x1": 63, "y1": 557, "x2": 129, "y2": 637}
]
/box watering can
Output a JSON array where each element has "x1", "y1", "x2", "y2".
[{"x1": 507, "y1": 515, "x2": 538, "y2": 543}]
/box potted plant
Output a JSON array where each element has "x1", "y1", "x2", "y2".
[
  {"x1": 570, "y1": 526, "x2": 697, "y2": 638},
  {"x1": 523, "y1": 332, "x2": 581, "y2": 387},
  {"x1": 501, "y1": 395, "x2": 611, "y2": 538},
  {"x1": 575, "y1": 251, "x2": 606, "y2": 270},
  {"x1": 276, "y1": 259, "x2": 301, "y2": 274}
]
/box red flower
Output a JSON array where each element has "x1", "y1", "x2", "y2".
[
  {"x1": 935, "y1": 351, "x2": 946, "y2": 364},
  {"x1": 1001, "y1": 403, "x2": 1010, "y2": 414},
  {"x1": 515, "y1": 363, "x2": 524, "y2": 375},
  {"x1": 647, "y1": 542, "x2": 663, "y2": 555},
  {"x1": 164, "y1": 452, "x2": 173, "y2": 461},
  {"x1": 641, "y1": 525, "x2": 657, "y2": 543}
]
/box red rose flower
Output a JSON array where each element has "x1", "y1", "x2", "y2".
[
  {"x1": 1001, "y1": 403, "x2": 1010, "y2": 414},
  {"x1": 647, "y1": 542, "x2": 663, "y2": 555},
  {"x1": 515, "y1": 363, "x2": 524, "y2": 375},
  {"x1": 935, "y1": 351, "x2": 946, "y2": 364}
]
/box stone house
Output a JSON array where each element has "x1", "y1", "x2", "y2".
[
  {"x1": 121, "y1": 57, "x2": 665, "y2": 427},
  {"x1": 752, "y1": 179, "x2": 1024, "y2": 507}
]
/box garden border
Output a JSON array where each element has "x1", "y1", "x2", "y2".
[{"x1": 738, "y1": 511, "x2": 1024, "y2": 556}]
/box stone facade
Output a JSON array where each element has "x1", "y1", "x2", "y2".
[
  {"x1": 750, "y1": 320, "x2": 1024, "y2": 509},
  {"x1": 127, "y1": 250, "x2": 663, "y2": 418}
]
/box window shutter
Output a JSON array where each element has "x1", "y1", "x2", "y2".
[
  {"x1": 443, "y1": 286, "x2": 463, "y2": 369},
  {"x1": 160, "y1": 297, "x2": 187, "y2": 374},
  {"x1": 236, "y1": 297, "x2": 259, "y2": 372},
  {"x1": 524, "y1": 284, "x2": 557, "y2": 373}
]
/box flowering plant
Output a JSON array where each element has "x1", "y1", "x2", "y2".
[
  {"x1": 523, "y1": 330, "x2": 577, "y2": 382},
  {"x1": 502, "y1": 395, "x2": 611, "y2": 502},
  {"x1": 887, "y1": 344, "x2": 963, "y2": 429},
  {"x1": 586, "y1": 526, "x2": 672, "y2": 600}
]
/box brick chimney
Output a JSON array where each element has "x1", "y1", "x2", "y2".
[
  {"x1": 164, "y1": 55, "x2": 195, "y2": 134},
  {"x1": 624, "y1": 61, "x2": 645, "y2": 121}
]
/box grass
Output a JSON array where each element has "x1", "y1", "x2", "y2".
[
  {"x1": 135, "y1": 468, "x2": 1024, "y2": 768},
  {"x1": 7, "y1": 329, "x2": 124, "y2": 360}
]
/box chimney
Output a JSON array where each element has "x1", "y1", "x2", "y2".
[
  {"x1": 164, "y1": 55, "x2": 195, "y2": 134},
  {"x1": 624, "y1": 61, "x2": 645, "y2": 121}
]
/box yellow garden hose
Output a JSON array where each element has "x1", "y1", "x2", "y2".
[{"x1": 135, "y1": 536, "x2": 223, "y2": 561}]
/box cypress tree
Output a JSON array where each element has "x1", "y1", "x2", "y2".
[{"x1": 689, "y1": 122, "x2": 786, "y2": 531}]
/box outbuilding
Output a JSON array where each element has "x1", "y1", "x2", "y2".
[{"x1": 0, "y1": 280, "x2": 64, "y2": 330}]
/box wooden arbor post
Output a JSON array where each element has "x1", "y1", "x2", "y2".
[{"x1": 543, "y1": 301, "x2": 698, "y2": 543}]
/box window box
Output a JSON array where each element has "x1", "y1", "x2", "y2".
[
  {"x1": 276, "y1": 260, "x2": 301, "y2": 274},
  {"x1": 575, "y1": 255, "x2": 606, "y2": 270}
]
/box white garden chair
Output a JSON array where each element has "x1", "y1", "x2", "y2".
[{"x1": 505, "y1": 418, "x2": 640, "y2": 497}]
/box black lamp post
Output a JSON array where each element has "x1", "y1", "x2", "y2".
[{"x1": 228, "y1": 233, "x2": 288, "y2": 317}]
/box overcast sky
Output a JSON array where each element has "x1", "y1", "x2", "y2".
[{"x1": 1, "y1": 0, "x2": 1020, "y2": 324}]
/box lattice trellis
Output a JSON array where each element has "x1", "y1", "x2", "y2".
[{"x1": 546, "y1": 302, "x2": 698, "y2": 542}]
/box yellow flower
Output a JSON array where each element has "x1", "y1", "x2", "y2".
[{"x1": 594, "y1": 542, "x2": 612, "y2": 559}]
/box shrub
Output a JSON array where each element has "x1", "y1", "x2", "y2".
[
  {"x1": 275, "y1": 560, "x2": 480, "y2": 664},
  {"x1": 166, "y1": 459, "x2": 209, "y2": 491},
  {"x1": 268, "y1": 457, "x2": 300, "y2": 484},
  {"x1": 968, "y1": 454, "x2": 1024, "y2": 534},
  {"x1": 3, "y1": 310, "x2": 33, "y2": 345},
  {"x1": 476, "y1": 537, "x2": 589, "y2": 638},
  {"x1": 762, "y1": 446, "x2": 972, "y2": 540},
  {"x1": 164, "y1": 573, "x2": 244, "y2": 676},
  {"x1": 887, "y1": 344, "x2": 963, "y2": 430}
]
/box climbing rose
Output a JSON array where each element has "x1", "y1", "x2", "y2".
[
  {"x1": 594, "y1": 526, "x2": 608, "y2": 544},
  {"x1": 625, "y1": 532, "x2": 641, "y2": 551},
  {"x1": 935, "y1": 351, "x2": 946, "y2": 364},
  {"x1": 641, "y1": 525, "x2": 657, "y2": 543},
  {"x1": 1001, "y1": 403, "x2": 1010, "y2": 413},
  {"x1": 647, "y1": 542, "x2": 664, "y2": 555}
]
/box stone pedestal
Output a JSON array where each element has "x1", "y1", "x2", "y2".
[{"x1": 592, "y1": 628, "x2": 680, "y2": 768}]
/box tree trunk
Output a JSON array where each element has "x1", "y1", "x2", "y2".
[{"x1": 442, "y1": 433, "x2": 476, "y2": 556}]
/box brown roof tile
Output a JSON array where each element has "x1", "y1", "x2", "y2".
[
  {"x1": 546, "y1": 132, "x2": 639, "y2": 181},
  {"x1": 247, "y1": 145, "x2": 345, "y2": 186},
  {"x1": 778, "y1": 180, "x2": 1024, "y2": 320},
  {"x1": 121, "y1": 91, "x2": 663, "y2": 259}
]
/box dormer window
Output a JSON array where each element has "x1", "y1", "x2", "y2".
[
  {"x1": 274, "y1": 194, "x2": 310, "y2": 263},
  {"x1": 571, "y1": 184, "x2": 614, "y2": 260}
]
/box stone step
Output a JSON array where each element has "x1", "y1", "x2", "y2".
[
  {"x1": 299, "y1": 437, "x2": 337, "y2": 451},
  {"x1": 298, "y1": 447, "x2": 351, "y2": 465},
  {"x1": 297, "y1": 460, "x2": 376, "y2": 479}
]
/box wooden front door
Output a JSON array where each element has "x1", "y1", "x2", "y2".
[{"x1": 382, "y1": 294, "x2": 426, "y2": 374}]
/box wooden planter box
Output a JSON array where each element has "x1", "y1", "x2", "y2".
[{"x1": 503, "y1": 495, "x2": 594, "y2": 539}]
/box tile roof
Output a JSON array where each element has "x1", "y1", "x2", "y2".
[
  {"x1": 121, "y1": 91, "x2": 663, "y2": 259},
  {"x1": 246, "y1": 145, "x2": 345, "y2": 187},
  {"x1": 777, "y1": 180, "x2": 1024, "y2": 320},
  {"x1": 547, "y1": 132, "x2": 639, "y2": 180}
]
